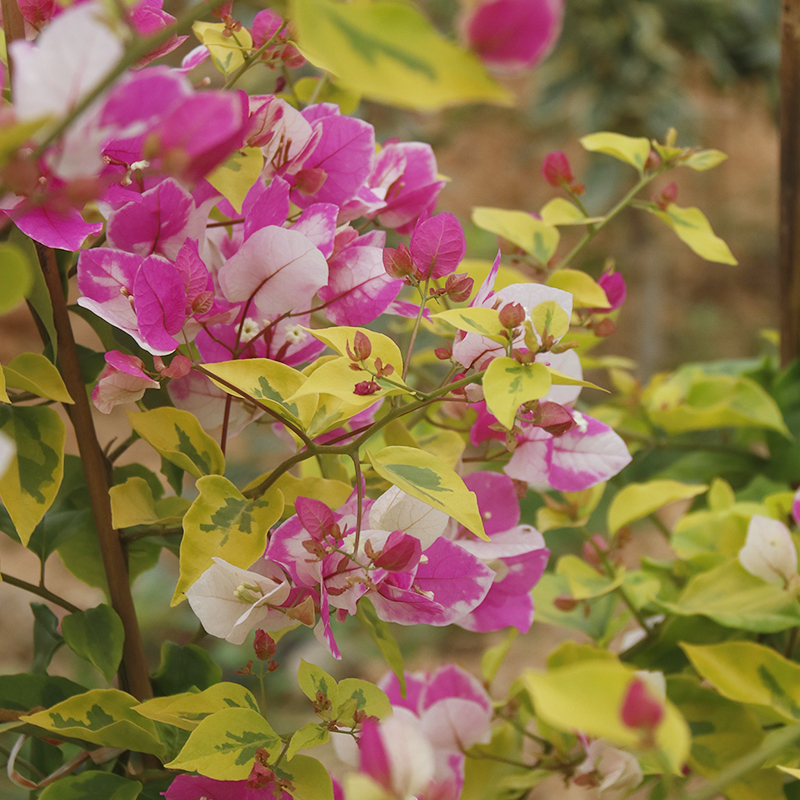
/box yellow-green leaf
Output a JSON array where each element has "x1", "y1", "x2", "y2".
[
  {"x1": 649, "y1": 204, "x2": 737, "y2": 265},
  {"x1": 0, "y1": 368, "x2": 8, "y2": 403},
  {"x1": 683, "y1": 149, "x2": 728, "y2": 171},
  {"x1": 607, "y1": 480, "x2": 708, "y2": 535},
  {"x1": 580, "y1": 132, "x2": 651, "y2": 173},
  {"x1": 481, "y1": 628, "x2": 518, "y2": 685},
  {"x1": 38, "y1": 772, "x2": 142, "y2": 800},
  {"x1": 295, "y1": 76, "x2": 360, "y2": 114},
  {"x1": 61, "y1": 604, "x2": 124, "y2": 683},
  {"x1": 0, "y1": 243, "x2": 34, "y2": 315},
  {"x1": 484, "y1": 357, "x2": 551, "y2": 429},
  {"x1": 555, "y1": 554, "x2": 624, "y2": 600},
  {"x1": 21, "y1": 689, "x2": 165, "y2": 757},
  {"x1": 0, "y1": 118, "x2": 49, "y2": 170},
  {"x1": 166, "y1": 707, "x2": 281, "y2": 779},
  {"x1": 291, "y1": 0, "x2": 511, "y2": 111},
  {"x1": 547, "y1": 368, "x2": 605, "y2": 392},
  {"x1": 172, "y1": 476, "x2": 283, "y2": 605},
  {"x1": 367, "y1": 445, "x2": 487, "y2": 539},
  {"x1": 531, "y1": 300, "x2": 569, "y2": 341},
  {"x1": 110, "y1": 477, "x2": 190, "y2": 529},
  {"x1": 539, "y1": 198, "x2": 603, "y2": 226},
  {"x1": 203, "y1": 358, "x2": 316, "y2": 431},
  {"x1": 192, "y1": 21, "x2": 252, "y2": 77},
  {"x1": 206, "y1": 148, "x2": 264, "y2": 215},
  {"x1": 336, "y1": 678, "x2": 391, "y2": 723},
  {"x1": 0, "y1": 405, "x2": 65, "y2": 545},
  {"x1": 128, "y1": 408, "x2": 225, "y2": 478},
  {"x1": 471, "y1": 207, "x2": 559, "y2": 264},
  {"x1": 287, "y1": 722, "x2": 329, "y2": 759},
  {"x1": 4, "y1": 353, "x2": 72, "y2": 403},
  {"x1": 307, "y1": 326, "x2": 403, "y2": 374},
  {"x1": 356, "y1": 597, "x2": 405, "y2": 695},
  {"x1": 546, "y1": 269, "x2": 609, "y2": 309},
  {"x1": 134, "y1": 683, "x2": 260, "y2": 731},
  {"x1": 524, "y1": 661, "x2": 690, "y2": 771},
  {"x1": 265, "y1": 473, "x2": 352, "y2": 513},
  {"x1": 298, "y1": 659, "x2": 339, "y2": 710},
  {"x1": 432, "y1": 307, "x2": 506, "y2": 343},
  {"x1": 682, "y1": 642, "x2": 800, "y2": 722}
]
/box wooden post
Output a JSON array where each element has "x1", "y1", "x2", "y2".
[{"x1": 780, "y1": 0, "x2": 800, "y2": 365}]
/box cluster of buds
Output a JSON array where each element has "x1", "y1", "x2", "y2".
[
  {"x1": 246, "y1": 748, "x2": 294, "y2": 795},
  {"x1": 652, "y1": 181, "x2": 678, "y2": 211},
  {"x1": 542, "y1": 151, "x2": 585, "y2": 195},
  {"x1": 347, "y1": 332, "x2": 395, "y2": 396},
  {"x1": 212, "y1": 0, "x2": 243, "y2": 36}
]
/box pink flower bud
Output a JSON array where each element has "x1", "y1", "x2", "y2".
[
  {"x1": 373, "y1": 531, "x2": 422, "y2": 572},
  {"x1": 542, "y1": 151, "x2": 574, "y2": 187},
  {"x1": 294, "y1": 167, "x2": 328, "y2": 195},
  {"x1": 499, "y1": 301, "x2": 526, "y2": 328},
  {"x1": 354, "y1": 380, "x2": 381, "y2": 396},
  {"x1": 254, "y1": 630, "x2": 277, "y2": 661},
  {"x1": 346, "y1": 331, "x2": 372, "y2": 362},
  {"x1": 620, "y1": 679, "x2": 664, "y2": 731},
  {"x1": 553, "y1": 594, "x2": 579, "y2": 611},
  {"x1": 653, "y1": 181, "x2": 678, "y2": 211},
  {"x1": 383, "y1": 243, "x2": 414, "y2": 279},
  {"x1": 532, "y1": 401, "x2": 576, "y2": 436},
  {"x1": 445, "y1": 272, "x2": 474, "y2": 302}
]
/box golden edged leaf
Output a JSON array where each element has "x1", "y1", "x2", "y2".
[
  {"x1": 4, "y1": 353, "x2": 73, "y2": 403},
  {"x1": 206, "y1": 148, "x2": 264, "y2": 215},
  {"x1": 648, "y1": 204, "x2": 737, "y2": 265},
  {"x1": 546, "y1": 269, "x2": 609, "y2": 309},
  {"x1": 580, "y1": 132, "x2": 651, "y2": 173},
  {"x1": 471, "y1": 207, "x2": 559, "y2": 264},
  {"x1": 432, "y1": 307, "x2": 506, "y2": 343},
  {"x1": 484, "y1": 358, "x2": 551, "y2": 429},
  {"x1": 607, "y1": 480, "x2": 707, "y2": 535}
]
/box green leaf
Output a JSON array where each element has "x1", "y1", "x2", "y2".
[
  {"x1": 206, "y1": 148, "x2": 264, "y2": 215},
  {"x1": 644, "y1": 370, "x2": 789, "y2": 436},
  {"x1": 471, "y1": 207, "x2": 559, "y2": 264},
  {"x1": 21, "y1": 689, "x2": 166, "y2": 757},
  {"x1": 367, "y1": 445, "x2": 487, "y2": 539},
  {"x1": 0, "y1": 405, "x2": 65, "y2": 545},
  {"x1": 292, "y1": 0, "x2": 511, "y2": 111},
  {"x1": 546, "y1": 269, "x2": 610, "y2": 309},
  {"x1": 533, "y1": 573, "x2": 619, "y2": 641},
  {"x1": 432, "y1": 307, "x2": 506, "y2": 343},
  {"x1": 0, "y1": 117, "x2": 49, "y2": 169},
  {"x1": 0, "y1": 242, "x2": 33, "y2": 315},
  {"x1": 31, "y1": 602, "x2": 64, "y2": 674},
  {"x1": 483, "y1": 358, "x2": 551, "y2": 429},
  {"x1": 109, "y1": 477, "x2": 189, "y2": 529},
  {"x1": 287, "y1": 722, "x2": 330, "y2": 759},
  {"x1": 531, "y1": 300, "x2": 569, "y2": 341},
  {"x1": 203, "y1": 358, "x2": 316, "y2": 430},
  {"x1": 135, "y1": 682, "x2": 258, "y2": 731},
  {"x1": 539, "y1": 198, "x2": 603, "y2": 226},
  {"x1": 481, "y1": 628, "x2": 518, "y2": 685},
  {"x1": 295, "y1": 77, "x2": 360, "y2": 114},
  {"x1": 128, "y1": 408, "x2": 225, "y2": 479},
  {"x1": 682, "y1": 642, "x2": 800, "y2": 722},
  {"x1": 3, "y1": 353, "x2": 73, "y2": 403},
  {"x1": 356, "y1": 597, "x2": 405, "y2": 695},
  {"x1": 580, "y1": 132, "x2": 651, "y2": 173},
  {"x1": 192, "y1": 21, "x2": 252, "y2": 76},
  {"x1": 648, "y1": 204, "x2": 737, "y2": 265},
  {"x1": 165, "y1": 707, "x2": 282, "y2": 779},
  {"x1": 546, "y1": 641, "x2": 617, "y2": 670},
  {"x1": 336, "y1": 678, "x2": 391, "y2": 723},
  {"x1": 683, "y1": 149, "x2": 728, "y2": 171},
  {"x1": 298, "y1": 659, "x2": 339, "y2": 711},
  {"x1": 38, "y1": 772, "x2": 142, "y2": 800},
  {"x1": 659, "y1": 560, "x2": 800, "y2": 633},
  {"x1": 524, "y1": 660, "x2": 690, "y2": 771},
  {"x1": 62, "y1": 604, "x2": 124, "y2": 683},
  {"x1": 150, "y1": 641, "x2": 223, "y2": 697},
  {"x1": 607, "y1": 480, "x2": 708, "y2": 535},
  {"x1": 0, "y1": 673, "x2": 86, "y2": 712},
  {"x1": 172, "y1": 476, "x2": 283, "y2": 605},
  {"x1": 555, "y1": 554, "x2": 625, "y2": 600}
]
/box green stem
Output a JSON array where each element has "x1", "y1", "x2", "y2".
[
  {"x1": 305, "y1": 73, "x2": 329, "y2": 106},
  {"x1": 683, "y1": 722, "x2": 800, "y2": 800},
  {"x1": 557, "y1": 172, "x2": 661, "y2": 270},
  {"x1": 107, "y1": 431, "x2": 139, "y2": 464},
  {"x1": 648, "y1": 513, "x2": 673, "y2": 541},
  {"x1": 32, "y1": 0, "x2": 230, "y2": 158},
  {"x1": 403, "y1": 276, "x2": 432, "y2": 381},
  {"x1": 223, "y1": 32, "x2": 282, "y2": 89},
  {"x1": 1, "y1": 571, "x2": 81, "y2": 614}
]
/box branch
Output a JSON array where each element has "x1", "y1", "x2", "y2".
[{"x1": 0, "y1": 572, "x2": 81, "y2": 614}]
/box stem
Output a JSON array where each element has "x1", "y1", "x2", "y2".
[
  {"x1": 557, "y1": 172, "x2": 660, "y2": 270},
  {"x1": 1, "y1": 571, "x2": 81, "y2": 614},
  {"x1": 220, "y1": 394, "x2": 232, "y2": 456},
  {"x1": 684, "y1": 722, "x2": 800, "y2": 800},
  {"x1": 223, "y1": 33, "x2": 282, "y2": 89},
  {"x1": 35, "y1": 245, "x2": 152, "y2": 701},
  {"x1": 648, "y1": 513, "x2": 673, "y2": 541},
  {"x1": 786, "y1": 626, "x2": 798, "y2": 659},
  {"x1": 403, "y1": 277, "x2": 432, "y2": 381},
  {"x1": 107, "y1": 431, "x2": 139, "y2": 464},
  {"x1": 305, "y1": 73, "x2": 329, "y2": 106},
  {"x1": 31, "y1": 0, "x2": 229, "y2": 158}
]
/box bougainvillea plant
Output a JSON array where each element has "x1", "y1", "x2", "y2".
[{"x1": 1, "y1": 1, "x2": 800, "y2": 799}]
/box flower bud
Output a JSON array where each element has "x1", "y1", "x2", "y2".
[
  {"x1": 542, "y1": 151, "x2": 573, "y2": 187},
  {"x1": 434, "y1": 345, "x2": 452, "y2": 361},
  {"x1": 620, "y1": 678, "x2": 664, "y2": 731},
  {"x1": 445, "y1": 272, "x2": 473, "y2": 302},
  {"x1": 739, "y1": 515, "x2": 799, "y2": 587},
  {"x1": 553, "y1": 594, "x2": 579, "y2": 612},
  {"x1": 499, "y1": 302, "x2": 526, "y2": 329},
  {"x1": 354, "y1": 380, "x2": 381, "y2": 396},
  {"x1": 254, "y1": 630, "x2": 277, "y2": 661},
  {"x1": 346, "y1": 331, "x2": 372, "y2": 363},
  {"x1": 593, "y1": 317, "x2": 617, "y2": 337},
  {"x1": 653, "y1": 181, "x2": 678, "y2": 211},
  {"x1": 294, "y1": 167, "x2": 327, "y2": 195},
  {"x1": 383, "y1": 243, "x2": 414, "y2": 279},
  {"x1": 373, "y1": 531, "x2": 422, "y2": 572}
]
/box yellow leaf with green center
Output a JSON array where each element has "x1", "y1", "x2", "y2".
[
  {"x1": 165, "y1": 707, "x2": 281, "y2": 779},
  {"x1": 471, "y1": 207, "x2": 559, "y2": 264},
  {"x1": 649, "y1": 204, "x2": 737, "y2": 265},
  {"x1": 4, "y1": 353, "x2": 72, "y2": 403},
  {"x1": 295, "y1": 77, "x2": 360, "y2": 114},
  {"x1": 546, "y1": 269, "x2": 609, "y2": 308},
  {"x1": 531, "y1": 300, "x2": 569, "y2": 341},
  {"x1": 193, "y1": 21, "x2": 253, "y2": 77},
  {"x1": 128, "y1": 408, "x2": 225, "y2": 478},
  {"x1": 207, "y1": 148, "x2": 264, "y2": 215},
  {"x1": 539, "y1": 198, "x2": 603, "y2": 226},
  {"x1": 607, "y1": 480, "x2": 708, "y2": 535},
  {"x1": 367, "y1": 445, "x2": 487, "y2": 539},
  {"x1": 683, "y1": 149, "x2": 728, "y2": 171},
  {"x1": 21, "y1": 689, "x2": 166, "y2": 757},
  {"x1": 524, "y1": 661, "x2": 690, "y2": 772},
  {"x1": 172, "y1": 476, "x2": 283, "y2": 605},
  {"x1": 483, "y1": 357, "x2": 551, "y2": 429},
  {"x1": 203, "y1": 358, "x2": 317, "y2": 431},
  {"x1": 432, "y1": 307, "x2": 506, "y2": 343},
  {"x1": 291, "y1": 0, "x2": 511, "y2": 111},
  {"x1": 580, "y1": 132, "x2": 651, "y2": 173},
  {"x1": 110, "y1": 477, "x2": 190, "y2": 528},
  {"x1": 0, "y1": 405, "x2": 65, "y2": 545}
]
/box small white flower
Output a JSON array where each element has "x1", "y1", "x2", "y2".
[
  {"x1": 240, "y1": 317, "x2": 261, "y2": 340},
  {"x1": 284, "y1": 325, "x2": 308, "y2": 346},
  {"x1": 575, "y1": 740, "x2": 643, "y2": 794},
  {"x1": 739, "y1": 515, "x2": 799, "y2": 587}
]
